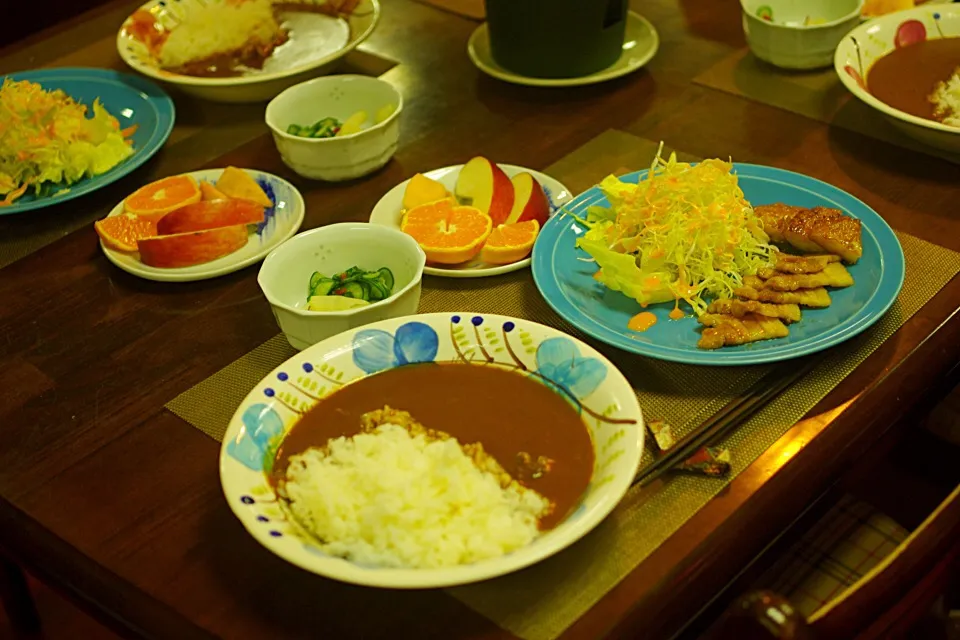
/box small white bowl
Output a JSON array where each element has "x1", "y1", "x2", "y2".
[
  {"x1": 257, "y1": 223, "x2": 426, "y2": 350},
  {"x1": 835, "y1": 5, "x2": 960, "y2": 155},
  {"x1": 265, "y1": 75, "x2": 402, "y2": 181},
  {"x1": 741, "y1": 0, "x2": 864, "y2": 70}
]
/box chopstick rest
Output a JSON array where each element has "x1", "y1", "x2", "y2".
[{"x1": 646, "y1": 419, "x2": 732, "y2": 479}]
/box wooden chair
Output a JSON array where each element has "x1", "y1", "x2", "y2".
[
  {"x1": 711, "y1": 483, "x2": 960, "y2": 639},
  {"x1": 0, "y1": 555, "x2": 41, "y2": 635}
]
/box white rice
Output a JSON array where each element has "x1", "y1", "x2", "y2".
[
  {"x1": 930, "y1": 67, "x2": 960, "y2": 128},
  {"x1": 158, "y1": 0, "x2": 282, "y2": 69},
  {"x1": 282, "y1": 423, "x2": 550, "y2": 569}
]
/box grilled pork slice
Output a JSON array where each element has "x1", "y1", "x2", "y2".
[
  {"x1": 808, "y1": 214, "x2": 862, "y2": 265},
  {"x1": 707, "y1": 299, "x2": 801, "y2": 323},
  {"x1": 697, "y1": 313, "x2": 789, "y2": 350},
  {"x1": 755, "y1": 203, "x2": 803, "y2": 243},
  {"x1": 762, "y1": 262, "x2": 854, "y2": 292},
  {"x1": 756, "y1": 204, "x2": 863, "y2": 265},
  {"x1": 783, "y1": 206, "x2": 843, "y2": 254},
  {"x1": 736, "y1": 276, "x2": 833, "y2": 308},
  {"x1": 768, "y1": 252, "x2": 841, "y2": 275}
]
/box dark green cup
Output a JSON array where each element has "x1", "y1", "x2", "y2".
[{"x1": 486, "y1": 0, "x2": 628, "y2": 79}]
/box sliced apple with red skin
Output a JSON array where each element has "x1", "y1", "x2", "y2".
[
  {"x1": 156, "y1": 199, "x2": 265, "y2": 235},
  {"x1": 504, "y1": 172, "x2": 549, "y2": 227},
  {"x1": 454, "y1": 157, "x2": 515, "y2": 226},
  {"x1": 139, "y1": 224, "x2": 249, "y2": 268}
]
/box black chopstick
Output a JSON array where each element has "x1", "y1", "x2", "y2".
[{"x1": 633, "y1": 355, "x2": 821, "y2": 488}]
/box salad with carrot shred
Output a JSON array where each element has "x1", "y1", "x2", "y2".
[
  {"x1": 0, "y1": 79, "x2": 136, "y2": 206},
  {"x1": 574, "y1": 144, "x2": 774, "y2": 316}
]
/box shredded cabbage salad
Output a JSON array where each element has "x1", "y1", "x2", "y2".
[
  {"x1": 0, "y1": 78, "x2": 136, "y2": 206},
  {"x1": 573, "y1": 144, "x2": 774, "y2": 316}
]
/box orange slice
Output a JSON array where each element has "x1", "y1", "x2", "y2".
[
  {"x1": 401, "y1": 198, "x2": 492, "y2": 264},
  {"x1": 124, "y1": 175, "x2": 202, "y2": 223},
  {"x1": 94, "y1": 213, "x2": 158, "y2": 252},
  {"x1": 480, "y1": 220, "x2": 540, "y2": 265}
]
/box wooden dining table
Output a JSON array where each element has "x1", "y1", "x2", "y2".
[{"x1": 1, "y1": 0, "x2": 959, "y2": 638}]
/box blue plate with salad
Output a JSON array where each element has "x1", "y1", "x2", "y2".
[
  {"x1": 0, "y1": 67, "x2": 174, "y2": 215},
  {"x1": 531, "y1": 150, "x2": 905, "y2": 366}
]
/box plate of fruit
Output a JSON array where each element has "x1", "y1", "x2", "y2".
[
  {"x1": 94, "y1": 166, "x2": 305, "y2": 282},
  {"x1": 368, "y1": 156, "x2": 571, "y2": 278}
]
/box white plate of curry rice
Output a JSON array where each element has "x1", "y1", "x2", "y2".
[
  {"x1": 219, "y1": 312, "x2": 644, "y2": 588},
  {"x1": 117, "y1": 0, "x2": 380, "y2": 103}
]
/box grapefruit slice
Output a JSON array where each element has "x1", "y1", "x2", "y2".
[
  {"x1": 480, "y1": 220, "x2": 540, "y2": 265},
  {"x1": 215, "y1": 167, "x2": 273, "y2": 208},
  {"x1": 94, "y1": 214, "x2": 158, "y2": 252},
  {"x1": 124, "y1": 175, "x2": 202, "y2": 223},
  {"x1": 199, "y1": 181, "x2": 228, "y2": 201},
  {"x1": 402, "y1": 173, "x2": 449, "y2": 210},
  {"x1": 400, "y1": 198, "x2": 492, "y2": 265}
]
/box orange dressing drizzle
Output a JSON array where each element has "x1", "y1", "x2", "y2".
[
  {"x1": 668, "y1": 298, "x2": 685, "y2": 320},
  {"x1": 628, "y1": 311, "x2": 657, "y2": 332}
]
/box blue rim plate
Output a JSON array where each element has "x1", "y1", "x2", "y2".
[
  {"x1": 532, "y1": 164, "x2": 906, "y2": 366},
  {"x1": 1, "y1": 67, "x2": 175, "y2": 215}
]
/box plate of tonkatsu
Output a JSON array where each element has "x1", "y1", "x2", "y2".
[{"x1": 532, "y1": 160, "x2": 905, "y2": 365}]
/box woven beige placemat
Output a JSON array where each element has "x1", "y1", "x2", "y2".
[
  {"x1": 0, "y1": 49, "x2": 398, "y2": 271},
  {"x1": 165, "y1": 132, "x2": 960, "y2": 639},
  {"x1": 693, "y1": 48, "x2": 960, "y2": 164}
]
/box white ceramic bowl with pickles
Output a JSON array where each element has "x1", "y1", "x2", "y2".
[
  {"x1": 258, "y1": 223, "x2": 426, "y2": 350},
  {"x1": 265, "y1": 75, "x2": 402, "y2": 181},
  {"x1": 741, "y1": 0, "x2": 863, "y2": 69}
]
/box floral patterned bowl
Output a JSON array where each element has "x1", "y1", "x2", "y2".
[
  {"x1": 741, "y1": 0, "x2": 863, "y2": 70},
  {"x1": 835, "y1": 5, "x2": 960, "y2": 154},
  {"x1": 219, "y1": 313, "x2": 644, "y2": 588}
]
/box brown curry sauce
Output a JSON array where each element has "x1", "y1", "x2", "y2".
[
  {"x1": 272, "y1": 363, "x2": 596, "y2": 530},
  {"x1": 172, "y1": 36, "x2": 289, "y2": 78},
  {"x1": 867, "y1": 37, "x2": 960, "y2": 122}
]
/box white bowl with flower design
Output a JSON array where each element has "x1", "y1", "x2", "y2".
[
  {"x1": 742, "y1": 0, "x2": 863, "y2": 70},
  {"x1": 219, "y1": 312, "x2": 644, "y2": 588},
  {"x1": 835, "y1": 5, "x2": 960, "y2": 154}
]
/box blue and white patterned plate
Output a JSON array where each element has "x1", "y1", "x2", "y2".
[
  {"x1": 1, "y1": 68, "x2": 174, "y2": 215},
  {"x1": 99, "y1": 168, "x2": 304, "y2": 282},
  {"x1": 532, "y1": 164, "x2": 906, "y2": 366},
  {"x1": 219, "y1": 312, "x2": 644, "y2": 588}
]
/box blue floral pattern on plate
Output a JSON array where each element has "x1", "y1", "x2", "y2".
[
  {"x1": 535, "y1": 337, "x2": 607, "y2": 400},
  {"x1": 352, "y1": 322, "x2": 439, "y2": 374},
  {"x1": 226, "y1": 404, "x2": 284, "y2": 471}
]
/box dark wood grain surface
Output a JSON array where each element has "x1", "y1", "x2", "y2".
[{"x1": 1, "y1": 0, "x2": 958, "y2": 638}]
